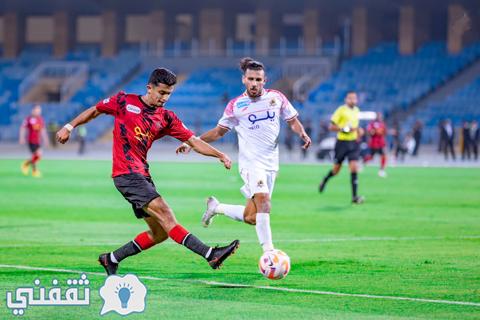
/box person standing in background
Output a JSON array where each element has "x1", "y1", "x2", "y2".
[
  {"x1": 461, "y1": 121, "x2": 472, "y2": 160},
  {"x1": 412, "y1": 120, "x2": 423, "y2": 157},
  {"x1": 470, "y1": 120, "x2": 479, "y2": 160},
  {"x1": 441, "y1": 119, "x2": 456, "y2": 161},
  {"x1": 47, "y1": 121, "x2": 59, "y2": 148},
  {"x1": 301, "y1": 119, "x2": 313, "y2": 159},
  {"x1": 437, "y1": 120, "x2": 444, "y2": 153},
  {"x1": 391, "y1": 121, "x2": 406, "y2": 162},
  {"x1": 285, "y1": 128, "x2": 294, "y2": 157},
  {"x1": 317, "y1": 120, "x2": 329, "y2": 143},
  {"x1": 77, "y1": 126, "x2": 87, "y2": 155}
]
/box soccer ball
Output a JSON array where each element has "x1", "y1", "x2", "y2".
[{"x1": 258, "y1": 249, "x2": 290, "y2": 280}]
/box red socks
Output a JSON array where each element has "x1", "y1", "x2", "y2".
[
  {"x1": 134, "y1": 231, "x2": 156, "y2": 250},
  {"x1": 133, "y1": 225, "x2": 191, "y2": 251},
  {"x1": 381, "y1": 155, "x2": 387, "y2": 169},
  {"x1": 168, "y1": 224, "x2": 189, "y2": 244},
  {"x1": 31, "y1": 153, "x2": 40, "y2": 165},
  {"x1": 363, "y1": 154, "x2": 372, "y2": 163}
]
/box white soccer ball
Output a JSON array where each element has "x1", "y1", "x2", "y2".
[{"x1": 258, "y1": 249, "x2": 291, "y2": 280}]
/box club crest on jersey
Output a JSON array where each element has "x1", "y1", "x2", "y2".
[
  {"x1": 269, "y1": 98, "x2": 277, "y2": 107},
  {"x1": 126, "y1": 104, "x2": 141, "y2": 114},
  {"x1": 257, "y1": 180, "x2": 264, "y2": 188},
  {"x1": 103, "y1": 98, "x2": 110, "y2": 104}
]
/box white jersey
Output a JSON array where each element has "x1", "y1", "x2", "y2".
[{"x1": 218, "y1": 89, "x2": 298, "y2": 171}]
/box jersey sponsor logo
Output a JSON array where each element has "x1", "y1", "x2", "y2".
[
  {"x1": 134, "y1": 126, "x2": 154, "y2": 141},
  {"x1": 235, "y1": 99, "x2": 250, "y2": 109},
  {"x1": 126, "y1": 104, "x2": 141, "y2": 114},
  {"x1": 248, "y1": 111, "x2": 276, "y2": 124}
]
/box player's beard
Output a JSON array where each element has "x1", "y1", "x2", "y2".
[{"x1": 247, "y1": 87, "x2": 261, "y2": 98}]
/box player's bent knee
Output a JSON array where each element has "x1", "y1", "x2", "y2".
[
  {"x1": 244, "y1": 213, "x2": 256, "y2": 225},
  {"x1": 145, "y1": 199, "x2": 177, "y2": 231},
  {"x1": 253, "y1": 197, "x2": 271, "y2": 213},
  {"x1": 253, "y1": 193, "x2": 271, "y2": 210}
]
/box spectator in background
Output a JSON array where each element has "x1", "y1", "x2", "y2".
[
  {"x1": 301, "y1": 119, "x2": 312, "y2": 159},
  {"x1": 77, "y1": 126, "x2": 87, "y2": 155},
  {"x1": 285, "y1": 128, "x2": 294, "y2": 157},
  {"x1": 412, "y1": 120, "x2": 423, "y2": 156},
  {"x1": 440, "y1": 119, "x2": 456, "y2": 160},
  {"x1": 391, "y1": 121, "x2": 405, "y2": 161},
  {"x1": 461, "y1": 121, "x2": 472, "y2": 160},
  {"x1": 437, "y1": 120, "x2": 443, "y2": 153},
  {"x1": 47, "y1": 121, "x2": 59, "y2": 148},
  {"x1": 470, "y1": 120, "x2": 479, "y2": 160},
  {"x1": 317, "y1": 120, "x2": 329, "y2": 143},
  {"x1": 405, "y1": 133, "x2": 416, "y2": 155}
]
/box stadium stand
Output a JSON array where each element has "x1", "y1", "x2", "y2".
[
  {"x1": 0, "y1": 46, "x2": 141, "y2": 141},
  {"x1": 2, "y1": 41, "x2": 479, "y2": 144},
  {"x1": 305, "y1": 42, "x2": 480, "y2": 125},
  {"x1": 403, "y1": 75, "x2": 480, "y2": 143}
]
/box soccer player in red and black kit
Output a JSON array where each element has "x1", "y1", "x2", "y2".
[
  {"x1": 19, "y1": 105, "x2": 49, "y2": 178},
  {"x1": 363, "y1": 112, "x2": 387, "y2": 177},
  {"x1": 56, "y1": 68, "x2": 240, "y2": 275}
]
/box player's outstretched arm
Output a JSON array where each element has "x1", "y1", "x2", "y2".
[
  {"x1": 184, "y1": 136, "x2": 232, "y2": 169},
  {"x1": 199, "y1": 126, "x2": 229, "y2": 143},
  {"x1": 176, "y1": 126, "x2": 229, "y2": 154},
  {"x1": 287, "y1": 117, "x2": 312, "y2": 149},
  {"x1": 56, "y1": 106, "x2": 102, "y2": 144}
]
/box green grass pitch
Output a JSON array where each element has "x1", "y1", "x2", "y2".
[{"x1": 0, "y1": 159, "x2": 479, "y2": 319}]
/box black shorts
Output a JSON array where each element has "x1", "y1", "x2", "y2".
[
  {"x1": 29, "y1": 143, "x2": 40, "y2": 153},
  {"x1": 113, "y1": 173, "x2": 160, "y2": 219},
  {"x1": 334, "y1": 140, "x2": 360, "y2": 164},
  {"x1": 369, "y1": 147, "x2": 385, "y2": 156}
]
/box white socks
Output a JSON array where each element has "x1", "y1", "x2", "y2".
[
  {"x1": 214, "y1": 203, "x2": 274, "y2": 252},
  {"x1": 110, "y1": 252, "x2": 119, "y2": 264},
  {"x1": 215, "y1": 204, "x2": 245, "y2": 222},
  {"x1": 255, "y1": 213, "x2": 274, "y2": 252}
]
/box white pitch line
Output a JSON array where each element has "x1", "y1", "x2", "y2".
[
  {"x1": 0, "y1": 235, "x2": 479, "y2": 248},
  {"x1": 0, "y1": 264, "x2": 479, "y2": 307}
]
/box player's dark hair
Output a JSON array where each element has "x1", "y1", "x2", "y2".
[
  {"x1": 148, "y1": 68, "x2": 177, "y2": 86},
  {"x1": 239, "y1": 57, "x2": 265, "y2": 74}
]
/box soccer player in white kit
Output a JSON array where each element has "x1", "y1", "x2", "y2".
[{"x1": 176, "y1": 58, "x2": 311, "y2": 252}]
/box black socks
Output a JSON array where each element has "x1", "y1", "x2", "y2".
[{"x1": 351, "y1": 172, "x2": 358, "y2": 198}]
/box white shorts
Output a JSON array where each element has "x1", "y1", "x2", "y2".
[{"x1": 239, "y1": 168, "x2": 277, "y2": 199}]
